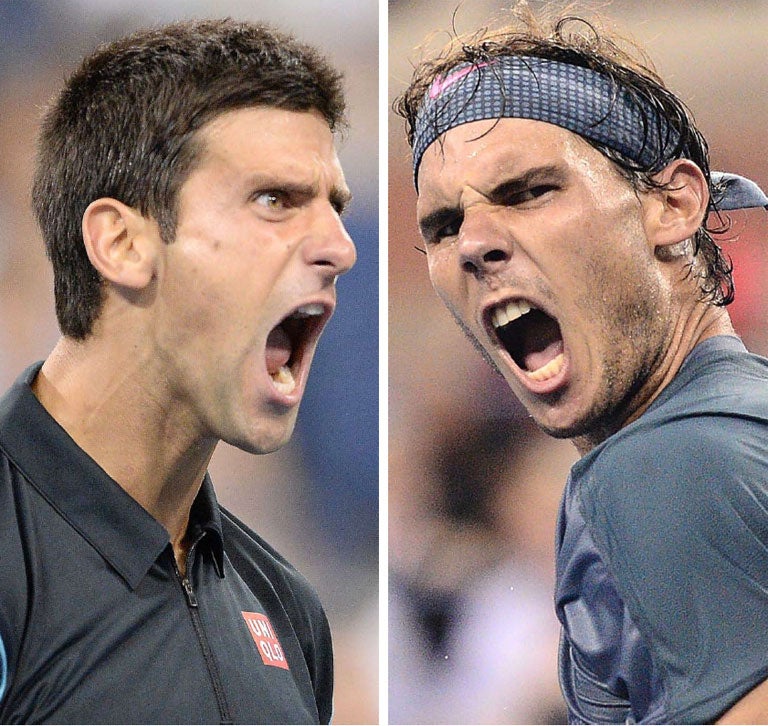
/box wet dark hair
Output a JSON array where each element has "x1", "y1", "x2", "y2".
[
  {"x1": 32, "y1": 18, "x2": 346, "y2": 339},
  {"x1": 394, "y1": 6, "x2": 734, "y2": 306}
]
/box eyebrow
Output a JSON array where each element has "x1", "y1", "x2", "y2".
[
  {"x1": 418, "y1": 163, "x2": 567, "y2": 239},
  {"x1": 330, "y1": 185, "x2": 353, "y2": 216}
]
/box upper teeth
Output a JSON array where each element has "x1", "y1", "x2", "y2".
[
  {"x1": 491, "y1": 300, "x2": 532, "y2": 328},
  {"x1": 291, "y1": 303, "x2": 324, "y2": 318}
]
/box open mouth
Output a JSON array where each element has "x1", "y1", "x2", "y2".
[
  {"x1": 265, "y1": 303, "x2": 327, "y2": 395},
  {"x1": 489, "y1": 300, "x2": 564, "y2": 382}
]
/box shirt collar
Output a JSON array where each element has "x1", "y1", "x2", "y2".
[
  {"x1": 190, "y1": 474, "x2": 225, "y2": 577},
  {"x1": 678, "y1": 333, "x2": 747, "y2": 371},
  {"x1": 0, "y1": 362, "x2": 225, "y2": 589}
]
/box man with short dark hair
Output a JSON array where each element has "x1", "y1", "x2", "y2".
[
  {"x1": 396, "y1": 6, "x2": 768, "y2": 724},
  {"x1": 0, "y1": 18, "x2": 355, "y2": 724}
]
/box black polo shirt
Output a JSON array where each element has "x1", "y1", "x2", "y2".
[{"x1": 0, "y1": 363, "x2": 333, "y2": 724}]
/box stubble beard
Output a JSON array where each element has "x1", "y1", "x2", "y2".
[
  {"x1": 566, "y1": 258, "x2": 671, "y2": 450},
  {"x1": 441, "y1": 270, "x2": 670, "y2": 452}
]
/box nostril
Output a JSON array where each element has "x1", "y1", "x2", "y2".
[
  {"x1": 461, "y1": 248, "x2": 506, "y2": 275},
  {"x1": 483, "y1": 249, "x2": 506, "y2": 263}
]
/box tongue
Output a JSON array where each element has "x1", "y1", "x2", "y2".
[
  {"x1": 265, "y1": 324, "x2": 292, "y2": 375},
  {"x1": 520, "y1": 312, "x2": 563, "y2": 372},
  {"x1": 524, "y1": 339, "x2": 564, "y2": 372}
]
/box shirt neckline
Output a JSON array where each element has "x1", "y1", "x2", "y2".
[{"x1": 0, "y1": 362, "x2": 225, "y2": 589}]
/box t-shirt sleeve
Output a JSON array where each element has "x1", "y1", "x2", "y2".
[
  {"x1": 582, "y1": 415, "x2": 768, "y2": 724},
  {"x1": 0, "y1": 462, "x2": 27, "y2": 713}
]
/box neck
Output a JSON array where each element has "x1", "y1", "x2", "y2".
[
  {"x1": 572, "y1": 303, "x2": 736, "y2": 456},
  {"x1": 32, "y1": 336, "x2": 217, "y2": 555}
]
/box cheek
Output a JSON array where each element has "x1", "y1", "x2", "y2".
[
  {"x1": 559, "y1": 197, "x2": 649, "y2": 276},
  {"x1": 156, "y1": 256, "x2": 242, "y2": 354},
  {"x1": 427, "y1": 250, "x2": 459, "y2": 299}
]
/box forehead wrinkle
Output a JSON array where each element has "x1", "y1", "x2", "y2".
[
  {"x1": 424, "y1": 118, "x2": 621, "y2": 193},
  {"x1": 197, "y1": 107, "x2": 338, "y2": 173},
  {"x1": 420, "y1": 118, "x2": 533, "y2": 185}
]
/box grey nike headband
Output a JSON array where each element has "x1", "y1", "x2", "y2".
[{"x1": 412, "y1": 55, "x2": 767, "y2": 210}]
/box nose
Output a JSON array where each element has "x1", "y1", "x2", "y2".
[
  {"x1": 303, "y1": 203, "x2": 357, "y2": 280},
  {"x1": 457, "y1": 206, "x2": 512, "y2": 276}
]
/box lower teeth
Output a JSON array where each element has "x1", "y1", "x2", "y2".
[
  {"x1": 526, "y1": 353, "x2": 564, "y2": 382},
  {"x1": 271, "y1": 365, "x2": 296, "y2": 394}
]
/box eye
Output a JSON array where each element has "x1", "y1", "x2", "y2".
[
  {"x1": 253, "y1": 191, "x2": 289, "y2": 211},
  {"x1": 422, "y1": 211, "x2": 463, "y2": 246},
  {"x1": 433, "y1": 219, "x2": 461, "y2": 243},
  {"x1": 509, "y1": 184, "x2": 558, "y2": 205}
]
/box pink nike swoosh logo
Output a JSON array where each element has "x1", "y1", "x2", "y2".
[{"x1": 428, "y1": 62, "x2": 491, "y2": 99}]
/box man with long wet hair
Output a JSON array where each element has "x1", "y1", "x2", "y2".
[{"x1": 396, "y1": 6, "x2": 768, "y2": 723}]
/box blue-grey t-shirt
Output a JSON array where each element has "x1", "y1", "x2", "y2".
[{"x1": 556, "y1": 336, "x2": 768, "y2": 724}]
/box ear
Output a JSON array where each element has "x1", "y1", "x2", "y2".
[
  {"x1": 82, "y1": 198, "x2": 159, "y2": 290},
  {"x1": 642, "y1": 159, "x2": 709, "y2": 250}
]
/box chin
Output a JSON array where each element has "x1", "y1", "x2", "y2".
[
  {"x1": 526, "y1": 412, "x2": 577, "y2": 440},
  {"x1": 224, "y1": 415, "x2": 298, "y2": 455},
  {"x1": 227, "y1": 433, "x2": 292, "y2": 456},
  {"x1": 530, "y1": 397, "x2": 624, "y2": 449}
]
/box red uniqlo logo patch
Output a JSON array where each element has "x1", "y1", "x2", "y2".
[{"x1": 242, "y1": 612, "x2": 289, "y2": 670}]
